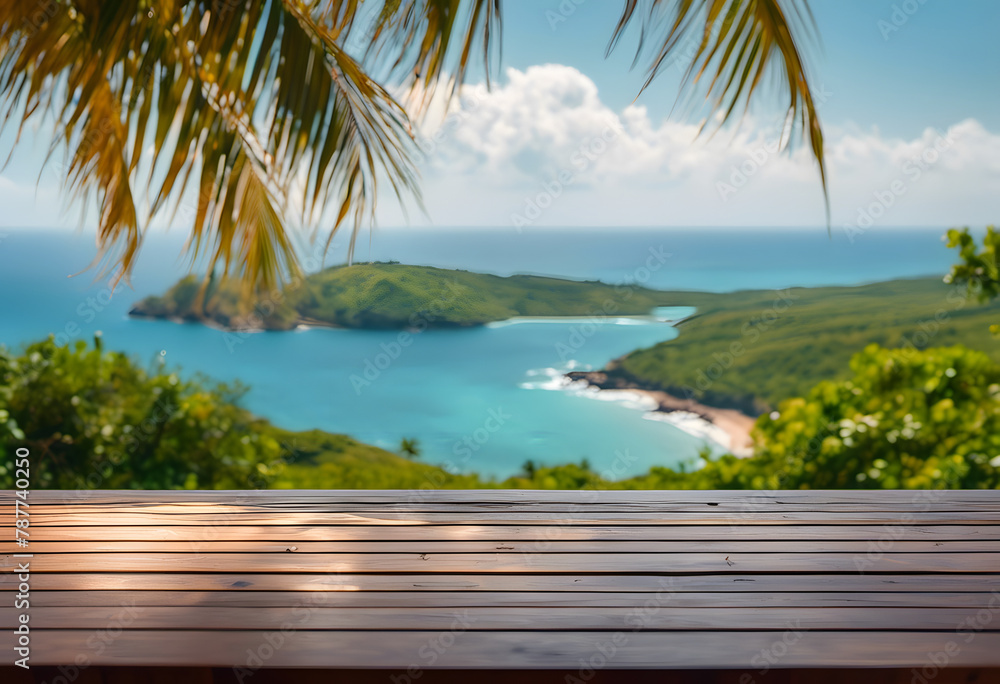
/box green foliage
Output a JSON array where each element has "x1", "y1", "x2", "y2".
[
  {"x1": 681, "y1": 345, "x2": 1000, "y2": 490},
  {"x1": 132, "y1": 263, "x2": 700, "y2": 330},
  {"x1": 0, "y1": 337, "x2": 402, "y2": 489},
  {"x1": 946, "y1": 226, "x2": 1000, "y2": 334},
  {"x1": 614, "y1": 278, "x2": 1000, "y2": 413}
]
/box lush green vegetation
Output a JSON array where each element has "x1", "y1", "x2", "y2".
[
  {"x1": 946, "y1": 225, "x2": 1000, "y2": 334},
  {"x1": 640, "y1": 344, "x2": 1000, "y2": 490},
  {"x1": 612, "y1": 277, "x2": 1000, "y2": 415},
  {"x1": 3, "y1": 337, "x2": 997, "y2": 490},
  {"x1": 0, "y1": 337, "x2": 415, "y2": 489},
  {"x1": 130, "y1": 262, "x2": 700, "y2": 330}
]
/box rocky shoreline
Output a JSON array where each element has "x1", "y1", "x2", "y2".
[{"x1": 565, "y1": 369, "x2": 756, "y2": 456}]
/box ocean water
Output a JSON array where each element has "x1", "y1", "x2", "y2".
[{"x1": 0, "y1": 226, "x2": 958, "y2": 478}]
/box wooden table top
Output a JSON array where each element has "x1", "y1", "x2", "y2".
[{"x1": 3, "y1": 489, "x2": 1000, "y2": 670}]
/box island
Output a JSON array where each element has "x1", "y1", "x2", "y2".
[{"x1": 129, "y1": 262, "x2": 715, "y2": 330}]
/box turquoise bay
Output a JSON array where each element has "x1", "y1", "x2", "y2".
[{"x1": 0, "y1": 227, "x2": 958, "y2": 478}]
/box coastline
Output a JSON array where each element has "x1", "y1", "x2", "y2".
[{"x1": 565, "y1": 370, "x2": 756, "y2": 457}]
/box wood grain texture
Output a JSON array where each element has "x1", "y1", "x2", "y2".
[
  {"x1": 5, "y1": 551, "x2": 1000, "y2": 573},
  {"x1": 3, "y1": 489, "x2": 1000, "y2": 669},
  {"x1": 3, "y1": 605, "x2": 998, "y2": 631},
  {"x1": 5, "y1": 572, "x2": 1000, "y2": 592},
  {"x1": 6, "y1": 523, "x2": 999, "y2": 541},
  {"x1": 12, "y1": 590, "x2": 1000, "y2": 609},
  {"x1": 6, "y1": 630, "x2": 1000, "y2": 668}
]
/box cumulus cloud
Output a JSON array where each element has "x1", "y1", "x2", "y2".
[
  {"x1": 391, "y1": 64, "x2": 1000, "y2": 230},
  {"x1": 4, "y1": 63, "x2": 997, "y2": 233}
]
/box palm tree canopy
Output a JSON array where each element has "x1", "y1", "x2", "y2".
[{"x1": 0, "y1": 0, "x2": 824, "y2": 291}]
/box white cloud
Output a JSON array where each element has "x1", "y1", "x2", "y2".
[
  {"x1": 385, "y1": 63, "x2": 1000, "y2": 230},
  {"x1": 4, "y1": 64, "x2": 998, "y2": 233}
]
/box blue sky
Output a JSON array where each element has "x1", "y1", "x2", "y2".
[
  {"x1": 492, "y1": 0, "x2": 1000, "y2": 138},
  {"x1": 1, "y1": 0, "x2": 998, "y2": 233}
]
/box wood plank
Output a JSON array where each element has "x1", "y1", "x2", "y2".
[
  {"x1": 4, "y1": 606, "x2": 999, "y2": 631},
  {"x1": 7, "y1": 524, "x2": 998, "y2": 541},
  {"x1": 16, "y1": 590, "x2": 1000, "y2": 609},
  {"x1": 19, "y1": 540, "x2": 1000, "y2": 553},
  {"x1": 10, "y1": 573, "x2": 1000, "y2": 593},
  {"x1": 11, "y1": 498, "x2": 1000, "y2": 513},
  {"x1": 6, "y1": 551, "x2": 999, "y2": 573},
  {"x1": 13, "y1": 510, "x2": 1000, "y2": 525},
  {"x1": 13, "y1": 489, "x2": 1000, "y2": 505},
  {"x1": 7, "y1": 630, "x2": 1000, "y2": 668}
]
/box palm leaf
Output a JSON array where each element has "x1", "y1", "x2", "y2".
[
  {"x1": 0, "y1": 0, "x2": 498, "y2": 290},
  {"x1": 608, "y1": 0, "x2": 828, "y2": 220}
]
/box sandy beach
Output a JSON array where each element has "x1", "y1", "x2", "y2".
[{"x1": 566, "y1": 370, "x2": 757, "y2": 457}]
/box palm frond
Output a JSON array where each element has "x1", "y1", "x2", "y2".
[
  {"x1": 608, "y1": 0, "x2": 828, "y2": 220},
  {"x1": 354, "y1": 0, "x2": 502, "y2": 111},
  {"x1": 0, "y1": 0, "x2": 497, "y2": 290}
]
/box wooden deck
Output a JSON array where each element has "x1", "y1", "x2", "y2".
[{"x1": 3, "y1": 489, "x2": 1000, "y2": 675}]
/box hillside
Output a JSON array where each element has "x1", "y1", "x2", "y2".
[
  {"x1": 129, "y1": 263, "x2": 711, "y2": 330},
  {"x1": 600, "y1": 277, "x2": 1000, "y2": 415}
]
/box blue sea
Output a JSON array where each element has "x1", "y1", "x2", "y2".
[{"x1": 0, "y1": 226, "x2": 960, "y2": 478}]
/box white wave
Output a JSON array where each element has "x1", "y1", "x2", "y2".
[
  {"x1": 519, "y1": 367, "x2": 579, "y2": 391},
  {"x1": 487, "y1": 315, "x2": 668, "y2": 329},
  {"x1": 521, "y1": 365, "x2": 733, "y2": 452},
  {"x1": 643, "y1": 411, "x2": 732, "y2": 450}
]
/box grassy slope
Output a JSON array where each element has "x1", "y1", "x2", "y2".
[
  {"x1": 259, "y1": 426, "x2": 485, "y2": 488},
  {"x1": 614, "y1": 277, "x2": 1000, "y2": 414},
  {"x1": 131, "y1": 263, "x2": 705, "y2": 330}
]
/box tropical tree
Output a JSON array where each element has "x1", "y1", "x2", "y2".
[
  {"x1": 0, "y1": 0, "x2": 827, "y2": 292},
  {"x1": 399, "y1": 436, "x2": 421, "y2": 458},
  {"x1": 946, "y1": 226, "x2": 999, "y2": 333}
]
